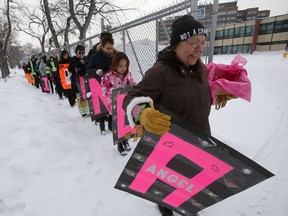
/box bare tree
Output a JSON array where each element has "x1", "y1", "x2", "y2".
[
  {"x1": 15, "y1": 2, "x2": 50, "y2": 53},
  {"x1": 22, "y1": 42, "x2": 40, "y2": 57},
  {"x1": 43, "y1": 0, "x2": 61, "y2": 48},
  {"x1": 68, "y1": 0, "x2": 96, "y2": 41},
  {"x1": 42, "y1": 0, "x2": 78, "y2": 48},
  {"x1": 16, "y1": 0, "x2": 132, "y2": 51},
  {"x1": 68, "y1": 0, "x2": 131, "y2": 41},
  {"x1": 0, "y1": 0, "x2": 13, "y2": 79},
  {"x1": 8, "y1": 44, "x2": 24, "y2": 68}
]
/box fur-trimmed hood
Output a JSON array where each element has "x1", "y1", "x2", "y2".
[{"x1": 96, "y1": 43, "x2": 118, "y2": 53}]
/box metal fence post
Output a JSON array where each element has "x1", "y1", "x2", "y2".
[
  {"x1": 190, "y1": 0, "x2": 198, "y2": 18},
  {"x1": 125, "y1": 29, "x2": 144, "y2": 77},
  {"x1": 208, "y1": 0, "x2": 219, "y2": 63}
]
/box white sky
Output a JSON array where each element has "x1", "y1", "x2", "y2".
[
  {"x1": 114, "y1": 0, "x2": 288, "y2": 21},
  {"x1": 15, "y1": 0, "x2": 287, "y2": 47},
  {"x1": 1, "y1": 51, "x2": 288, "y2": 215}
]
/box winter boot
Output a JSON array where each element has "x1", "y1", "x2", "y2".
[
  {"x1": 118, "y1": 142, "x2": 127, "y2": 156},
  {"x1": 157, "y1": 205, "x2": 173, "y2": 216},
  {"x1": 123, "y1": 140, "x2": 131, "y2": 151}
]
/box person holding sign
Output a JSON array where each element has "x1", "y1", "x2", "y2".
[
  {"x1": 46, "y1": 49, "x2": 63, "y2": 100},
  {"x1": 101, "y1": 52, "x2": 136, "y2": 155},
  {"x1": 58, "y1": 50, "x2": 75, "y2": 107},
  {"x1": 69, "y1": 45, "x2": 89, "y2": 116},
  {"x1": 122, "y1": 14, "x2": 235, "y2": 216},
  {"x1": 87, "y1": 36, "x2": 116, "y2": 135}
]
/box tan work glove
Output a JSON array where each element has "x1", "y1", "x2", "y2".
[
  {"x1": 215, "y1": 88, "x2": 237, "y2": 109},
  {"x1": 140, "y1": 108, "x2": 171, "y2": 136}
]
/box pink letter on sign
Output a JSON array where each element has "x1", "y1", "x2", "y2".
[
  {"x1": 88, "y1": 78, "x2": 109, "y2": 115},
  {"x1": 79, "y1": 76, "x2": 87, "y2": 99},
  {"x1": 116, "y1": 93, "x2": 134, "y2": 138},
  {"x1": 129, "y1": 132, "x2": 233, "y2": 207},
  {"x1": 42, "y1": 77, "x2": 50, "y2": 92}
]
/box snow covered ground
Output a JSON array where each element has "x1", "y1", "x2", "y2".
[{"x1": 0, "y1": 51, "x2": 288, "y2": 216}]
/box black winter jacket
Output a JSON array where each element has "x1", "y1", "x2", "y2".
[
  {"x1": 69, "y1": 56, "x2": 86, "y2": 76},
  {"x1": 86, "y1": 50, "x2": 113, "y2": 83}
]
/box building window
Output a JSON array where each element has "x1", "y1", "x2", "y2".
[
  {"x1": 242, "y1": 44, "x2": 251, "y2": 53},
  {"x1": 274, "y1": 19, "x2": 288, "y2": 33},
  {"x1": 228, "y1": 28, "x2": 234, "y2": 38},
  {"x1": 216, "y1": 30, "x2": 224, "y2": 40},
  {"x1": 223, "y1": 28, "x2": 234, "y2": 39},
  {"x1": 259, "y1": 22, "x2": 274, "y2": 34},
  {"x1": 214, "y1": 47, "x2": 222, "y2": 54},
  {"x1": 232, "y1": 45, "x2": 238, "y2": 54},
  {"x1": 245, "y1": 25, "x2": 254, "y2": 36},
  {"x1": 239, "y1": 27, "x2": 245, "y2": 37},
  {"x1": 227, "y1": 11, "x2": 236, "y2": 15},
  {"x1": 234, "y1": 27, "x2": 240, "y2": 37},
  {"x1": 223, "y1": 29, "x2": 229, "y2": 39},
  {"x1": 223, "y1": 45, "x2": 228, "y2": 54},
  {"x1": 227, "y1": 45, "x2": 233, "y2": 54}
]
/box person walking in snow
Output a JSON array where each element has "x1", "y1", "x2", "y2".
[
  {"x1": 22, "y1": 63, "x2": 27, "y2": 73},
  {"x1": 26, "y1": 55, "x2": 40, "y2": 88},
  {"x1": 122, "y1": 14, "x2": 230, "y2": 216},
  {"x1": 87, "y1": 36, "x2": 116, "y2": 134},
  {"x1": 58, "y1": 50, "x2": 75, "y2": 107},
  {"x1": 46, "y1": 49, "x2": 63, "y2": 99},
  {"x1": 69, "y1": 45, "x2": 89, "y2": 115},
  {"x1": 101, "y1": 52, "x2": 136, "y2": 155},
  {"x1": 38, "y1": 54, "x2": 51, "y2": 93},
  {"x1": 42, "y1": 54, "x2": 54, "y2": 94},
  {"x1": 86, "y1": 31, "x2": 113, "y2": 65},
  {"x1": 38, "y1": 55, "x2": 47, "y2": 77}
]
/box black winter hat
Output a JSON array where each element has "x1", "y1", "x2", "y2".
[
  {"x1": 170, "y1": 15, "x2": 207, "y2": 46},
  {"x1": 75, "y1": 44, "x2": 85, "y2": 52},
  {"x1": 100, "y1": 31, "x2": 112, "y2": 39}
]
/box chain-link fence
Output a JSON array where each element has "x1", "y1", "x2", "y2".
[{"x1": 61, "y1": 0, "x2": 209, "y2": 83}]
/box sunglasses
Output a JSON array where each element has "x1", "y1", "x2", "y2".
[{"x1": 77, "y1": 51, "x2": 85, "y2": 55}]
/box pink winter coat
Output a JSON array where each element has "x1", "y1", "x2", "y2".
[{"x1": 101, "y1": 70, "x2": 136, "y2": 114}]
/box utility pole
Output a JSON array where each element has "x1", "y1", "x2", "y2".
[
  {"x1": 101, "y1": 18, "x2": 105, "y2": 32},
  {"x1": 208, "y1": 0, "x2": 219, "y2": 63},
  {"x1": 191, "y1": 0, "x2": 198, "y2": 18}
]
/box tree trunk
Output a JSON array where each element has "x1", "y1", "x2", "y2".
[
  {"x1": 64, "y1": 16, "x2": 72, "y2": 46},
  {"x1": 0, "y1": 0, "x2": 12, "y2": 78},
  {"x1": 68, "y1": 0, "x2": 95, "y2": 41},
  {"x1": 0, "y1": 49, "x2": 10, "y2": 78},
  {"x1": 43, "y1": 0, "x2": 60, "y2": 48}
]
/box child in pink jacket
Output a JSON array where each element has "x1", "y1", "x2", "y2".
[{"x1": 101, "y1": 52, "x2": 136, "y2": 155}]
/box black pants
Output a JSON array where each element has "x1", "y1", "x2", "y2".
[
  {"x1": 99, "y1": 115, "x2": 112, "y2": 131},
  {"x1": 33, "y1": 74, "x2": 40, "y2": 88},
  {"x1": 52, "y1": 74, "x2": 63, "y2": 98},
  {"x1": 65, "y1": 89, "x2": 76, "y2": 106}
]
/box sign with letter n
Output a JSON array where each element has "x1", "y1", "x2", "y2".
[
  {"x1": 114, "y1": 109, "x2": 274, "y2": 216},
  {"x1": 85, "y1": 73, "x2": 109, "y2": 121}
]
